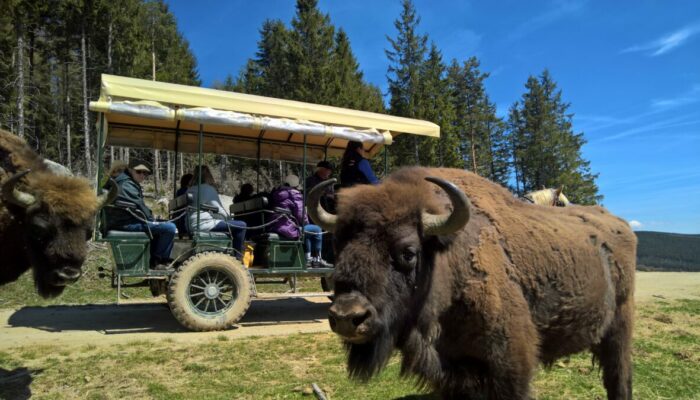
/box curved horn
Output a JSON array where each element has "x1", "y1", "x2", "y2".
[
  {"x1": 307, "y1": 178, "x2": 337, "y2": 232},
  {"x1": 422, "y1": 177, "x2": 471, "y2": 236},
  {"x1": 97, "y1": 178, "x2": 119, "y2": 209},
  {"x1": 1, "y1": 170, "x2": 37, "y2": 209}
]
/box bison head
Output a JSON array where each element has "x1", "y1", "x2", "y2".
[
  {"x1": 308, "y1": 172, "x2": 470, "y2": 379},
  {"x1": 2, "y1": 170, "x2": 117, "y2": 297}
]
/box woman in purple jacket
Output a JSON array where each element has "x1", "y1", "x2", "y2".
[{"x1": 269, "y1": 175, "x2": 332, "y2": 268}]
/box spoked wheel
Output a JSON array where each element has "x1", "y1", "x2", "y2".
[{"x1": 167, "y1": 252, "x2": 252, "y2": 331}]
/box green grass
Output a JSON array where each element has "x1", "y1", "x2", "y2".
[
  {"x1": 1, "y1": 299, "x2": 699, "y2": 399},
  {"x1": 0, "y1": 246, "x2": 327, "y2": 309}
]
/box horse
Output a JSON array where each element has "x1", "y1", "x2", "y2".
[{"x1": 523, "y1": 187, "x2": 570, "y2": 207}]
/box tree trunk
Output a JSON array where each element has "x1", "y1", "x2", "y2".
[
  {"x1": 66, "y1": 122, "x2": 72, "y2": 171},
  {"x1": 16, "y1": 21, "x2": 25, "y2": 139},
  {"x1": 64, "y1": 60, "x2": 72, "y2": 171},
  {"x1": 107, "y1": 20, "x2": 113, "y2": 73},
  {"x1": 29, "y1": 29, "x2": 36, "y2": 148},
  {"x1": 166, "y1": 151, "x2": 172, "y2": 192},
  {"x1": 81, "y1": 26, "x2": 92, "y2": 178}
]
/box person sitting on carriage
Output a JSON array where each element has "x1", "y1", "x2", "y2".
[
  {"x1": 105, "y1": 159, "x2": 177, "y2": 269},
  {"x1": 269, "y1": 174, "x2": 332, "y2": 268},
  {"x1": 186, "y1": 165, "x2": 247, "y2": 255},
  {"x1": 176, "y1": 173, "x2": 193, "y2": 197}
]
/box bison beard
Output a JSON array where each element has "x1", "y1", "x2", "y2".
[{"x1": 313, "y1": 167, "x2": 635, "y2": 400}]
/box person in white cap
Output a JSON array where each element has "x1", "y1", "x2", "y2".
[{"x1": 105, "y1": 158, "x2": 176, "y2": 269}]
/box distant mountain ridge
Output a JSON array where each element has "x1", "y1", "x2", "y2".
[{"x1": 635, "y1": 231, "x2": 700, "y2": 272}]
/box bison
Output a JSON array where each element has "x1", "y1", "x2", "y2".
[
  {"x1": 308, "y1": 167, "x2": 635, "y2": 400},
  {"x1": 0, "y1": 129, "x2": 117, "y2": 297}
]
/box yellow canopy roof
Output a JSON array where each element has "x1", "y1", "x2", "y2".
[{"x1": 90, "y1": 74, "x2": 440, "y2": 163}]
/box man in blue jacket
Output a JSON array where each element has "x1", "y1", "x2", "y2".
[{"x1": 105, "y1": 159, "x2": 176, "y2": 269}]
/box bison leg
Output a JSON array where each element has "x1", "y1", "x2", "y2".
[{"x1": 597, "y1": 299, "x2": 633, "y2": 400}]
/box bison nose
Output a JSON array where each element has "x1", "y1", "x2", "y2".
[
  {"x1": 328, "y1": 303, "x2": 372, "y2": 339},
  {"x1": 56, "y1": 266, "x2": 82, "y2": 282}
]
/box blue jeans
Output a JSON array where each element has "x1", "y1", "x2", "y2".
[
  {"x1": 118, "y1": 221, "x2": 177, "y2": 264},
  {"x1": 211, "y1": 220, "x2": 247, "y2": 253},
  {"x1": 303, "y1": 224, "x2": 323, "y2": 256}
]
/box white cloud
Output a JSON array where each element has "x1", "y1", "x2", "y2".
[
  {"x1": 622, "y1": 22, "x2": 700, "y2": 56},
  {"x1": 651, "y1": 85, "x2": 700, "y2": 109},
  {"x1": 629, "y1": 220, "x2": 643, "y2": 230},
  {"x1": 505, "y1": 0, "x2": 587, "y2": 42}
]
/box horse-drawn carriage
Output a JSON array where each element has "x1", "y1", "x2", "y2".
[{"x1": 89, "y1": 74, "x2": 439, "y2": 331}]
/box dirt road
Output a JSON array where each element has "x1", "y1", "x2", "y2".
[{"x1": 1, "y1": 272, "x2": 699, "y2": 349}]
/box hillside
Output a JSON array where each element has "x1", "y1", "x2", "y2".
[{"x1": 636, "y1": 231, "x2": 700, "y2": 272}]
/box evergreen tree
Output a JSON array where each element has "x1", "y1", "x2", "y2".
[
  {"x1": 234, "y1": 0, "x2": 383, "y2": 113},
  {"x1": 508, "y1": 70, "x2": 601, "y2": 204},
  {"x1": 0, "y1": 0, "x2": 200, "y2": 180},
  {"x1": 287, "y1": 0, "x2": 335, "y2": 104},
  {"x1": 385, "y1": 0, "x2": 428, "y2": 166},
  {"x1": 446, "y1": 57, "x2": 509, "y2": 186},
  {"x1": 418, "y1": 44, "x2": 459, "y2": 167}
]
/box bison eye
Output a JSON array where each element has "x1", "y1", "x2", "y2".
[
  {"x1": 30, "y1": 216, "x2": 54, "y2": 238},
  {"x1": 392, "y1": 246, "x2": 418, "y2": 271}
]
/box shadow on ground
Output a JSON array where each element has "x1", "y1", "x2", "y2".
[
  {"x1": 0, "y1": 367, "x2": 37, "y2": 400},
  {"x1": 6, "y1": 297, "x2": 330, "y2": 334}
]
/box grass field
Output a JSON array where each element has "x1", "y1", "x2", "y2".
[
  {"x1": 0, "y1": 246, "x2": 322, "y2": 309},
  {"x1": 1, "y1": 248, "x2": 699, "y2": 399}
]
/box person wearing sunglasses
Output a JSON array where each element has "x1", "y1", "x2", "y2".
[{"x1": 105, "y1": 158, "x2": 177, "y2": 269}]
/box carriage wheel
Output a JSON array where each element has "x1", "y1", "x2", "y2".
[{"x1": 167, "y1": 252, "x2": 252, "y2": 331}]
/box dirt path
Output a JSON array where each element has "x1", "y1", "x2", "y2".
[
  {"x1": 0, "y1": 295, "x2": 332, "y2": 350},
  {"x1": 1, "y1": 272, "x2": 699, "y2": 349}
]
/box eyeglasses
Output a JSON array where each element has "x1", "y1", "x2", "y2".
[{"x1": 133, "y1": 170, "x2": 150, "y2": 176}]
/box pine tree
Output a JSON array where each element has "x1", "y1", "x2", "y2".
[
  {"x1": 446, "y1": 57, "x2": 510, "y2": 186},
  {"x1": 417, "y1": 44, "x2": 459, "y2": 167},
  {"x1": 234, "y1": 0, "x2": 383, "y2": 113},
  {"x1": 385, "y1": 0, "x2": 428, "y2": 166},
  {"x1": 287, "y1": 0, "x2": 335, "y2": 104},
  {"x1": 508, "y1": 70, "x2": 601, "y2": 204}
]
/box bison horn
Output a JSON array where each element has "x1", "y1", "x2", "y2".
[
  {"x1": 307, "y1": 178, "x2": 337, "y2": 232},
  {"x1": 1, "y1": 170, "x2": 37, "y2": 209},
  {"x1": 422, "y1": 177, "x2": 471, "y2": 236},
  {"x1": 97, "y1": 178, "x2": 119, "y2": 209}
]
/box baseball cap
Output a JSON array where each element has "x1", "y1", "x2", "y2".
[
  {"x1": 317, "y1": 160, "x2": 334, "y2": 170},
  {"x1": 128, "y1": 158, "x2": 151, "y2": 173},
  {"x1": 283, "y1": 174, "x2": 300, "y2": 188}
]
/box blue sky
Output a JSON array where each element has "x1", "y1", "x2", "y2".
[{"x1": 166, "y1": 0, "x2": 699, "y2": 234}]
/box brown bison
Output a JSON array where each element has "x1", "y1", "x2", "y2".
[
  {"x1": 0, "y1": 129, "x2": 117, "y2": 297},
  {"x1": 308, "y1": 167, "x2": 635, "y2": 400}
]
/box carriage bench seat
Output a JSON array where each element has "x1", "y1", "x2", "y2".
[{"x1": 230, "y1": 196, "x2": 269, "y2": 215}]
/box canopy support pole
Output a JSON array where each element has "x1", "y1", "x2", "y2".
[
  {"x1": 196, "y1": 124, "x2": 203, "y2": 235},
  {"x1": 173, "y1": 120, "x2": 181, "y2": 197}
]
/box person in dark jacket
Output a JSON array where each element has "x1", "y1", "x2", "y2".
[
  {"x1": 268, "y1": 175, "x2": 331, "y2": 268},
  {"x1": 339, "y1": 141, "x2": 379, "y2": 188},
  {"x1": 105, "y1": 159, "x2": 177, "y2": 268},
  {"x1": 175, "y1": 173, "x2": 193, "y2": 197},
  {"x1": 305, "y1": 160, "x2": 335, "y2": 214},
  {"x1": 233, "y1": 183, "x2": 255, "y2": 203}
]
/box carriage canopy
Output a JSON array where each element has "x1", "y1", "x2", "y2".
[{"x1": 89, "y1": 74, "x2": 439, "y2": 163}]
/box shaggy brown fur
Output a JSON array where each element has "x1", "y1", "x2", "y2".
[
  {"x1": 329, "y1": 167, "x2": 636, "y2": 400},
  {"x1": 0, "y1": 129, "x2": 100, "y2": 297}
]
